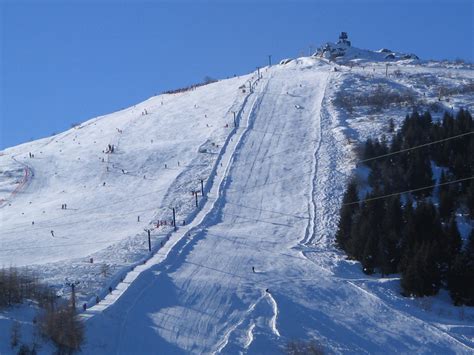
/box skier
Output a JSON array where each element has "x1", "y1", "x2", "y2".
[
  {"x1": 96, "y1": 296, "x2": 99, "y2": 304},
  {"x1": 82, "y1": 303, "x2": 87, "y2": 311},
  {"x1": 252, "y1": 266, "x2": 255, "y2": 273},
  {"x1": 50, "y1": 230, "x2": 55, "y2": 237},
  {"x1": 108, "y1": 286, "x2": 112, "y2": 294},
  {"x1": 265, "y1": 288, "x2": 270, "y2": 293},
  {"x1": 103, "y1": 182, "x2": 106, "y2": 186}
]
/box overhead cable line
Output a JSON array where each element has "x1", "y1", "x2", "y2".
[
  {"x1": 358, "y1": 131, "x2": 473, "y2": 165},
  {"x1": 343, "y1": 176, "x2": 474, "y2": 206}
]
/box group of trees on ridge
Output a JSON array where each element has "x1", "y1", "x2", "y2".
[{"x1": 336, "y1": 109, "x2": 474, "y2": 306}]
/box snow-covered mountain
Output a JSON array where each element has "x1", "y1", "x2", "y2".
[{"x1": 1, "y1": 35, "x2": 473, "y2": 353}]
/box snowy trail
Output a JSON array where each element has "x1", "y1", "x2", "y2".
[
  {"x1": 81, "y1": 60, "x2": 473, "y2": 354},
  {"x1": 83, "y1": 62, "x2": 328, "y2": 353},
  {"x1": 301, "y1": 74, "x2": 329, "y2": 246}
]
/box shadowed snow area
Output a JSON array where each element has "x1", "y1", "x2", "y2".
[{"x1": 1, "y1": 52, "x2": 473, "y2": 354}]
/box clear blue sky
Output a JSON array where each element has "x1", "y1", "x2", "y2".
[{"x1": 1, "y1": 0, "x2": 473, "y2": 149}]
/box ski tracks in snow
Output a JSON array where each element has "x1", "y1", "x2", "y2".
[
  {"x1": 213, "y1": 290, "x2": 280, "y2": 354},
  {"x1": 301, "y1": 74, "x2": 330, "y2": 246},
  {"x1": 213, "y1": 293, "x2": 265, "y2": 354},
  {"x1": 266, "y1": 291, "x2": 281, "y2": 337}
]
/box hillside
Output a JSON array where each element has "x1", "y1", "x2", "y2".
[{"x1": 1, "y1": 38, "x2": 473, "y2": 353}]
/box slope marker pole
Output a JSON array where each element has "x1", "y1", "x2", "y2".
[
  {"x1": 193, "y1": 191, "x2": 199, "y2": 208},
  {"x1": 172, "y1": 207, "x2": 176, "y2": 231},
  {"x1": 147, "y1": 229, "x2": 151, "y2": 251}
]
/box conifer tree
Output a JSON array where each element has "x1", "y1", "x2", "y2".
[
  {"x1": 378, "y1": 196, "x2": 403, "y2": 275},
  {"x1": 448, "y1": 231, "x2": 474, "y2": 306},
  {"x1": 444, "y1": 217, "x2": 462, "y2": 268},
  {"x1": 362, "y1": 230, "x2": 378, "y2": 274},
  {"x1": 402, "y1": 242, "x2": 441, "y2": 297},
  {"x1": 347, "y1": 209, "x2": 369, "y2": 260},
  {"x1": 438, "y1": 171, "x2": 457, "y2": 222},
  {"x1": 401, "y1": 245, "x2": 423, "y2": 296},
  {"x1": 466, "y1": 182, "x2": 474, "y2": 219},
  {"x1": 388, "y1": 118, "x2": 395, "y2": 133},
  {"x1": 363, "y1": 138, "x2": 375, "y2": 162},
  {"x1": 406, "y1": 150, "x2": 434, "y2": 198},
  {"x1": 335, "y1": 179, "x2": 359, "y2": 250},
  {"x1": 398, "y1": 201, "x2": 416, "y2": 273}
]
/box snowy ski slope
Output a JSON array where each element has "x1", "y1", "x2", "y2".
[
  {"x1": 0, "y1": 73, "x2": 257, "y2": 293},
  {"x1": 1, "y1": 50, "x2": 474, "y2": 353}
]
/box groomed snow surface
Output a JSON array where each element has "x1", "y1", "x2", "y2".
[{"x1": 1, "y1": 55, "x2": 473, "y2": 354}]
